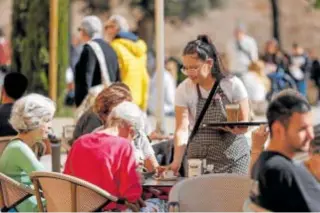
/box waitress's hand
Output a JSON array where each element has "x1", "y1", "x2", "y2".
[
  {"x1": 218, "y1": 126, "x2": 248, "y2": 134},
  {"x1": 156, "y1": 161, "x2": 181, "y2": 176}
]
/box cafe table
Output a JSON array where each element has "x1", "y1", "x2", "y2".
[{"x1": 143, "y1": 177, "x2": 184, "y2": 187}]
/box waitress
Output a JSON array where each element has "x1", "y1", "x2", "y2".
[{"x1": 170, "y1": 35, "x2": 251, "y2": 176}]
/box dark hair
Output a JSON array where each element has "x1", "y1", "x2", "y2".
[
  {"x1": 267, "y1": 90, "x2": 311, "y2": 135},
  {"x1": 182, "y1": 34, "x2": 226, "y2": 79},
  {"x1": 3, "y1": 72, "x2": 28, "y2": 100},
  {"x1": 0, "y1": 28, "x2": 4, "y2": 37}
]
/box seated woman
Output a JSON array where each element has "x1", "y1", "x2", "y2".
[
  {"x1": 0, "y1": 93, "x2": 56, "y2": 212},
  {"x1": 73, "y1": 82, "x2": 170, "y2": 143},
  {"x1": 64, "y1": 101, "x2": 167, "y2": 212},
  {"x1": 73, "y1": 84, "x2": 160, "y2": 172},
  {"x1": 242, "y1": 60, "x2": 270, "y2": 116}
]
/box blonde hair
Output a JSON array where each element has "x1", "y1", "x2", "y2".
[{"x1": 248, "y1": 60, "x2": 271, "y2": 92}]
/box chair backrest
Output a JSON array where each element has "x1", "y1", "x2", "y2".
[
  {"x1": 0, "y1": 136, "x2": 14, "y2": 156},
  {"x1": 0, "y1": 172, "x2": 34, "y2": 210},
  {"x1": 169, "y1": 174, "x2": 253, "y2": 212},
  {"x1": 62, "y1": 125, "x2": 75, "y2": 152},
  {"x1": 243, "y1": 198, "x2": 272, "y2": 212},
  {"x1": 30, "y1": 171, "x2": 118, "y2": 212}
]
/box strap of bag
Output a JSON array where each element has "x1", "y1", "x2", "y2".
[
  {"x1": 187, "y1": 78, "x2": 221, "y2": 144},
  {"x1": 87, "y1": 41, "x2": 111, "y2": 87},
  {"x1": 236, "y1": 40, "x2": 253, "y2": 62}
]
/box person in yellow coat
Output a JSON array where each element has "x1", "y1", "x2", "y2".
[{"x1": 105, "y1": 15, "x2": 149, "y2": 111}]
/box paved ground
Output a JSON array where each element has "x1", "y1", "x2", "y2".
[{"x1": 43, "y1": 106, "x2": 320, "y2": 171}]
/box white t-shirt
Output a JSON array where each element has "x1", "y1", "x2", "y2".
[
  {"x1": 242, "y1": 72, "x2": 267, "y2": 102},
  {"x1": 175, "y1": 76, "x2": 248, "y2": 129},
  {"x1": 226, "y1": 35, "x2": 258, "y2": 74},
  {"x1": 148, "y1": 70, "x2": 176, "y2": 115}
]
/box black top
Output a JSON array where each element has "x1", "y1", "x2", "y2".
[
  {"x1": 74, "y1": 38, "x2": 120, "y2": 107},
  {"x1": 72, "y1": 109, "x2": 102, "y2": 143},
  {"x1": 0, "y1": 103, "x2": 16, "y2": 136},
  {"x1": 251, "y1": 151, "x2": 320, "y2": 212}
]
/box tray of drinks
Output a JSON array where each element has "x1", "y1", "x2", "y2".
[{"x1": 202, "y1": 121, "x2": 268, "y2": 128}]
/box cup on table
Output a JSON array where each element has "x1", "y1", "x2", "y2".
[{"x1": 225, "y1": 104, "x2": 240, "y2": 122}]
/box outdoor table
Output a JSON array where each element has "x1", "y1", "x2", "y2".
[{"x1": 143, "y1": 177, "x2": 184, "y2": 187}]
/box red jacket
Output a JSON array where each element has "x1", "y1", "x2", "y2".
[{"x1": 64, "y1": 132, "x2": 142, "y2": 210}]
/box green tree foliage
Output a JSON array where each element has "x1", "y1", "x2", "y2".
[
  {"x1": 57, "y1": 0, "x2": 70, "y2": 103},
  {"x1": 11, "y1": 0, "x2": 50, "y2": 94},
  {"x1": 11, "y1": 0, "x2": 70, "y2": 113}
]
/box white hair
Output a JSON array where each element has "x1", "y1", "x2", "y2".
[
  {"x1": 109, "y1": 101, "x2": 144, "y2": 131},
  {"x1": 10, "y1": 93, "x2": 56, "y2": 133},
  {"x1": 80, "y1": 16, "x2": 103, "y2": 39},
  {"x1": 108, "y1": 15, "x2": 129, "y2": 32}
]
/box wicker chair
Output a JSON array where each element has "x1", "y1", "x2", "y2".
[
  {"x1": 168, "y1": 174, "x2": 253, "y2": 212},
  {"x1": 30, "y1": 171, "x2": 138, "y2": 212},
  {"x1": 0, "y1": 172, "x2": 34, "y2": 212}
]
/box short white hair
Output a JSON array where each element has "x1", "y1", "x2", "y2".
[
  {"x1": 108, "y1": 15, "x2": 129, "y2": 32},
  {"x1": 109, "y1": 101, "x2": 144, "y2": 131},
  {"x1": 80, "y1": 15, "x2": 103, "y2": 38},
  {"x1": 10, "y1": 94, "x2": 56, "y2": 133}
]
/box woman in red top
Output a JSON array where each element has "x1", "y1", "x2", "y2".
[{"x1": 64, "y1": 86, "x2": 166, "y2": 211}]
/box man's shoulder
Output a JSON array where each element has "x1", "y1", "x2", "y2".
[{"x1": 253, "y1": 151, "x2": 295, "y2": 177}]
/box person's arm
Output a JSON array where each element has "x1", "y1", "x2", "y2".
[
  {"x1": 118, "y1": 143, "x2": 142, "y2": 202},
  {"x1": 171, "y1": 106, "x2": 189, "y2": 174},
  {"x1": 16, "y1": 144, "x2": 45, "y2": 174},
  {"x1": 249, "y1": 125, "x2": 269, "y2": 174},
  {"x1": 139, "y1": 132, "x2": 159, "y2": 171},
  {"x1": 140, "y1": 69, "x2": 150, "y2": 111},
  {"x1": 74, "y1": 45, "x2": 97, "y2": 107}
]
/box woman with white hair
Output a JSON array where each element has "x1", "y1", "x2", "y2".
[
  {"x1": 64, "y1": 100, "x2": 166, "y2": 212},
  {"x1": 0, "y1": 93, "x2": 56, "y2": 212},
  {"x1": 105, "y1": 14, "x2": 150, "y2": 111}
]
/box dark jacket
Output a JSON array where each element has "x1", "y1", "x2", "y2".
[
  {"x1": 74, "y1": 38, "x2": 120, "y2": 107},
  {"x1": 0, "y1": 103, "x2": 16, "y2": 137}
]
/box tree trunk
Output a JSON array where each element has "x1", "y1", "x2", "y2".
[
  {"x1": 11, "y1": 0, "x2": 49, "y2": 94},
  {"x1": 57, "y1": 0, "x2": 70, "y2": 104},
  {"x1": 270, "y1": 0, "x2": 281, "y2": 48}
]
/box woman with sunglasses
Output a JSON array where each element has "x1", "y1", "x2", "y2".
[{"x1": 166, "y1": 34, "x2": 250, "y2": 176}]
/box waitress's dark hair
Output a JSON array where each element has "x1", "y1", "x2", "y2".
[{"x1": 183, "y1": 34, "x2": 227, "y2": 79}]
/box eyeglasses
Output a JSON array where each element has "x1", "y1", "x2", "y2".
[
  {"x1": 180, "y1": 63, "x2": 205, "y2": 76},
  {"x1": 105, "y1": 24, "x2": 116, "y2": 29}
]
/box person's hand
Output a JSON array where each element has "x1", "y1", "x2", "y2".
[
  {"x1": 251, "y1": 125, "x2": 269, "y2": 152},
  {"x1": 156, "y1": 161, "x2": 181, "y2": 176},
  {"x1": 148, "y1": 130, "x2": 173, "y2": 141},
  {"x1": 218, "y1": 126, "x2": 248, "y2": 134}
]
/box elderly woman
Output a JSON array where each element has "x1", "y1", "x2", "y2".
[
  {"x1": 0, "y1": 93, "x2": 55, "y2": 212},
  {"x1": 64, "y1": 100, "x2": 166, "y2": 212}
]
